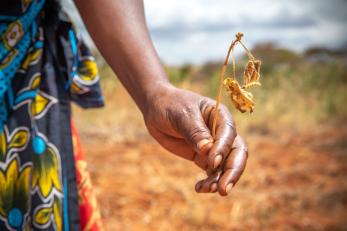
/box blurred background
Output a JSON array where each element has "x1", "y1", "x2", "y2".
[{"x1": 65, "y1": 0, "x2": 347, "y2": 230}]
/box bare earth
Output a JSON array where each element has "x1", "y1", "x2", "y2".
[{"x1": 77, "y1": 122, "x2": 347, "y2": 231}]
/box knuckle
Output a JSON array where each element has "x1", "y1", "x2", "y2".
[
  {"x1": 238, "y1": 136, "x2": 249, "y2": 156},
  {"x1": 214, "y1": 137, "x2": 234, "y2": 155},
  {"x1": 190, "y1": 126, "x2": 207, "y2": 139},
  {"x1": 189, "y1": 127, "x2": 210, "y2": 147},
  {"x1": 244, "y1": 148, "x2": 249, "y2": 159},
  {"x1": 166, "y1": 106, "x2": 193, "y2": 132},
  {"x1": 243, "y1": 145, "x2": 249, "y2": 156},
  {"x1": 199, "y1": 98, "x2": 210, "y2": 110},
  {"x1": 181, "y1": 105, "x2": 195, "y2": 116},
  {"x1": 174, "y1": 106, "x2": 194, "y2": 124},
  {"x1": 225, "y1": 120, "x2": 236, "y2": 134}
]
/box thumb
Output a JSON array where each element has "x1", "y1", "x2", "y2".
[{"x1": 174, "y1": 108, "x2": 213, "y2": 155}]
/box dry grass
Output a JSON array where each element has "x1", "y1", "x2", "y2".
[{"x1": 73, "y1": 46, "x2": 347, "y2": 230}]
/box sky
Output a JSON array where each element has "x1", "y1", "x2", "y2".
[{"x1": 64, "y1": 0, "x2": 347, "y2": 65}]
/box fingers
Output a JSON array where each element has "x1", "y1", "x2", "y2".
[
  {"x1": 147, "y1": 125, "x2": 209, "y2": 170},
  {"x1": 218, "y1": 135, "x2": 248, "y2": 196},
  {"x1": 170, "y1": 106, "x2": 214, "y2": 155},
  {"x1": 195, "y1": 135, "x2": 248, "y2": 196},
  {"x1": 204, "y1": 104, "x2": 237, "y2": 170},
  {"x1": 147, "y1": 125, "x2": 194, "y2": 159},
  {"x1": 195, "y1": 169, "x2": 222, "y2": 193}
]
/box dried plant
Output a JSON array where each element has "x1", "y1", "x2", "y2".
[{"x1": 212, "y1": 32, "x2": 261, "y2": 137}]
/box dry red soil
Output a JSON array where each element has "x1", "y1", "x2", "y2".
[{"x1": 80, "y1": 124, "x2": 347, "y2": 231}]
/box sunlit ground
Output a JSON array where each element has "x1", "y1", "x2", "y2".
[{"x1": 73, "y1": 45, "x2": 347, "y2": 230}]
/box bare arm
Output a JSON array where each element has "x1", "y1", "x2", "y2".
[
  {"x1": 74, "y1": 0, "x2": 166, "y2": 113},
  {"x1": 75, "y1": 0, "x2": 248, "y2": 196}
]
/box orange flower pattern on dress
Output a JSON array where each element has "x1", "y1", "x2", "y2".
[
  {"x1": 0, "y1": 1, "x2": 104, "y2": 230},
  {"x1": 72, "y1": 122, "x2": 104, "y2": 231}
]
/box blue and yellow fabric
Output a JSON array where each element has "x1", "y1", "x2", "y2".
[{"x1": 0, "y1": 0, "x2": 104, "y2": 230}]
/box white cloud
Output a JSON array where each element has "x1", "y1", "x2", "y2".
[
  {"x1": 63, "y1": 0, "x2": 347, "y2": 65},
  {"x1": 144, "y1": 0, "x2": 347, "y2": 64}
]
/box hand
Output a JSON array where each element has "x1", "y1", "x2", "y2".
[
  {"x1": 194, "y1": 135, "x2": 248, "y2": 196},
  {"x1": 144, "y1": 83, "x2": 248, "y2": 196}
]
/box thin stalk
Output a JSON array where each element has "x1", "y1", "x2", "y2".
[
  {"x1": 212, "y1": 33, "x2": 243, "y2": 138},
  {"x1": 239, "y1": 40, "x2": 255, "y2": 60},
  {"x1": 231, "y1": 47, "x2": 236, "y2": 80}
]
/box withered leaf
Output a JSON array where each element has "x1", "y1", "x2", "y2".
[
  {"x1": 243, "y1": 59, "x2": 261, "y2": 88},
  {"x1": 223, "y1": 78, "x2": 255, "y2": 113}
]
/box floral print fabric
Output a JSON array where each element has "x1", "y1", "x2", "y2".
[
  {"x1": 71, "y1": 122, "x2": 104, "y2": 231},
  {"x1": 0, "y1": 0, "x2": 104, "y2": 230}
]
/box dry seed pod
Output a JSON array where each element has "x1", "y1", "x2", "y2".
[
  {"x1": 223, "y1": 78, "x2": 255, "y2": 113},
  {"x1": 243, "y1": 59, "x2": 261, "y2": 88}
]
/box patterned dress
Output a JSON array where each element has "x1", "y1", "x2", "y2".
[{"x1": 0, "y1": 0, "x2": 104, "y2": 230}]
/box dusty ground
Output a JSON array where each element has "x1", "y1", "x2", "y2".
[
  {"x1": 75, "y1": 120, "x2": 347, "y2": 231},
  {"x1": 71, "y1": 74, "x2": 347, "y2": 230}
]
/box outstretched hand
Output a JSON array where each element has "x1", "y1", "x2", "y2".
[{"x1": 144, "y1": 84, "x2": 248, "y2": 196}]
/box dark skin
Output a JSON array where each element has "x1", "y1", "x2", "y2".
[{"x1": 75, "y1": 0, "x2": 248, "y2": 196}]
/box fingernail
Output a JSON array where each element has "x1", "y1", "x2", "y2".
[
  {"x1": 226, "y1": 183, "x2": 234, "y2": 193},
  {"x1": 197, "y1": 139, "x2": 211, "y2": 151},
  {"x1": 210, "y1": 183, "x2": 218, "y2": 192},
  {"x1": 213, "y1": 155, "x2": 222, "y2": 168}
]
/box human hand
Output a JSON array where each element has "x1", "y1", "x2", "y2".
[
  {"x1": 144, "y1": 83, "x2": 248, "y2": 196},
  {"x1": 194, "y1": 135, "x2": 248, "y2": 196}
]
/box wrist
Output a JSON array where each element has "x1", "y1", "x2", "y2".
[{"x1": 140, "y1": 80, "x2": 174, "y2": 115}]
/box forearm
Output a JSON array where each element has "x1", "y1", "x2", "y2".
[
  {"x1": 75, "y1": 0, "x2": 247, "y2": 196},
  {"x1": 74, "y1": 0, "x2": 169, "y2": 113}
]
